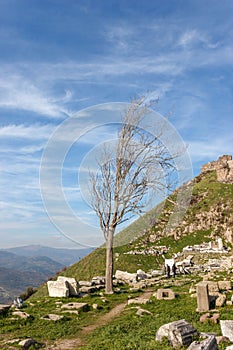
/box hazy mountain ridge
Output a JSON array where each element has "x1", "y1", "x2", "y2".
[
  {"x1": 0, "y1": 247, "x2": 93, "y2": 303},
  {"x1": 4, "y1": 245, "x2": 93, "y2": 266},
  {"x1": 0, "y1": 251, "x2": 64, "y2": 303}
]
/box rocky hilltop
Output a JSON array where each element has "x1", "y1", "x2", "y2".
[{"x1": 201, "y1": 154, "x2": 233, "y2": 183}]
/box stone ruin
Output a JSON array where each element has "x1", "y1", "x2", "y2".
[
  {"x1": 156, "y1": 319, "x2": 198, "y2": 348},
  {"x1": 201, "y1": 154, "x2": 233, "y2": 183},
  {"x1": 196, "y1": 280, "x2": 232, "y2": 312},
  {"x1": 47, "y1": 276, "x2": 79, "y2": 297}
]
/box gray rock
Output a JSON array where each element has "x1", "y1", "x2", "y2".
[
  {"x1": 136, "y1": 308, "x2": 152, "y2": 316},
  {"x1": 215, "y1": 294, "x2": 226, "y2": 307},
  {"x1": 187, "y1": 334, "x2": 218, "y2": 350},
  {"x1": 115, "y1": 270, "x2": 137, "y2": 283},
  {"x1": 41, "y1": 314, "x2": 63, "y2": 321},
  {"x1": 61, "y1": 302, "x2": 89, "y2": 312},
  {"x1": 12, "y1": 311, "x2": 30, "y2": 319},
  {"x1": 156, "y1": 319, "x2": 198, "y2": 348},
  {"x1": 220, "y1": 320, "x2": 233, "y2": 342},
  {"x1": 18, "y1": 338, "x2": 36, "y2": 349},
  {"x1": 218, "y1": 280, "x2": 231, "y2": 290},
  {"x1": 156, "y1": 288, "x2": 175, "y2": 300},
  {"x1": 47, "y1": 280, "x2": 69, "y2": 297},
  {"x1": 79, "y1": 281, "x2": 92, "y2": 287},
  {"x1": 57, "y1": 276, "x2": 79, "y2": 296},
  {"x1": 128, "y1": 297, "x2": 151, "y2": 305}
]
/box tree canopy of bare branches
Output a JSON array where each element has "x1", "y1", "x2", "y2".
[{"x1": 89, "y1": 97, "x2": 177, "y2": 293}]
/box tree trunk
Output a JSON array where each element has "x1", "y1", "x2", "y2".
[{"x1": 105, "y1": 227, "x2": 115, "y2": 294}]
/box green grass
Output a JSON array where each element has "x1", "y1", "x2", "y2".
[
  {"x1": 3, "y1": 169, "x2": 231, "y2": 348},
  {"x1": 77, "y1": 278, "x2": 232, "y2": 350}
]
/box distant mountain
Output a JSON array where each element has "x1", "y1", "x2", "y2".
[
  {"x1": 4, "y1": 245, "x2": 93, "y2": 266},
  {"x1": 0, "y1": 251, "x2": 64, "y2": 304}
]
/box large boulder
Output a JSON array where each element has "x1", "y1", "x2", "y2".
[
  {"x1": 156, "y1": 319, "x2": 198, "y2": 348},
  {"x1": 47, "y1": 280, "x2": 69, "y2": 297},
  {"x1": 57, "y1": 276, "x2": 79, "y2": 296},
  {"x1": 47, "y1": 276, "x2": 79, "y2": 297}
]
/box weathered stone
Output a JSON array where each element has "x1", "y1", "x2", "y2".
[
  {"x1": 79, "y1": 281, "x2": 92, "y2": 287},
  {"x1": 226, "y1": 300, "x2": 232, "y2": 306},
  {"x1": 92, "y1": 303, "x2": 99, "y2": 310},
  {"x1": 92, "y1": 276, "x2": 105, "y2": 285},
  {"x1": 156, "y1": 319, "x2": 198, "y2": 348},
  {"x1": 115, "y1": 270, "x2": 137, "y2": 283},
  {"x1": 211, "y1": 313, "x2": 220, "y2": 324},
  {"x1": 136, "y1": 269, "x2": 148, "y2": 280},
  {"x1": 196, "y1": 282, "x2": 209, "y2": 312},
  {"x1": 0, "y1": 304, "x2": 10, "y2": 315},
  {"x1": 200, "y1": 313, "x2": 210, "y2": 323},
  {"x1": 206, "y1": 281, "x2": 219, "y2": 293},
  {"x1": 136, "y1": 308, "x2": 152, "y2": 316},
  {"x1": 57, "y1": 276, "x2": 79, "y2": 296},
  {"x1": 226, "y1": 346, "x2": 233, "y2": 350},
  {"x1": 41, "y1": 314, "x2": 63, "y2": 321},
  {"x1": 18, "y1": 338, "x2": 36, "y2": 349},
  {"x1": 128, "y1": 297, "x2": 150, "y2": 305},
  {"x1": 61, "y1": 302, "x2": 89, "y2": 312},
  {"x1": 61, "y1": 310, "x2": 79, "y2": 314},
  {"x1": 201, "y1": 155, "x2": 233, "y2": 184},
  {"x1": 47, "y1": 280, "x2": 69, "y2": 297},
  {"x1": 79, "y1": 286, "x2": 97, "y2": 293},
  {"x1": 12, "y1": 311, "x2": 30, "y2": 319},
  {"x1": 218, "y1": 280, "x2": 231, "y2": 291},
  {"x1": 191, "y1": 293, "x2": 197, "y2": 298},
  {"x1": 215, "y1": 294, "x2": 226, "y2": 307},
  {"x1": 187, "y1": 334, "x2": 218, "y2": 350},
  {"x1": 189, "y1": 285, "x2": 196, "y2": 294},
  {"x1": 216, "y1": 335, "x2": 230, "y2": 344},
  {"x1": 220, "y1": 320, "x2": 233, "y2": 342},
  {"x1": 156, "y1": 288, "x2": 175, "y2": 300}
]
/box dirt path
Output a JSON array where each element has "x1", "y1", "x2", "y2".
[{"x1": 46, "y1": 289, "x2": 154, "y2": 350}]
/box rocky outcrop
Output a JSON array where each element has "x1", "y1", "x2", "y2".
[{"x1": 201, "y1": 155, "x2": 233, "y2": 183}]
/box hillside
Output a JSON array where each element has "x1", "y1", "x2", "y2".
[
  {"x1": 0, "y1": 156, "x2": 233, "y2": 350},
  {"x1": 41, "y1": 159, "x2": 232, "y2": 283}
]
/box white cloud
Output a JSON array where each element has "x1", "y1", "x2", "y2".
[
  {"x1": 0, "y1": 123, "x2": 55, "y2": 140},
  {"x1": 0, "y1": 74, "x2": 70, "y2": 118},
  {"x1": 188, "y1": 137, "x2": 232, "y2": 161}
]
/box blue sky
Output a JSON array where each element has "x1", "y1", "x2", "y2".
[{"x1": 0, "y1": 0, "x2": 232, "y2": 248}]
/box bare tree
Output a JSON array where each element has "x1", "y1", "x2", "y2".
[{"x1": 89, "y1": 98, "x2": 177, "y2": 293}]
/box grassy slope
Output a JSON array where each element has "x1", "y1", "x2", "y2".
[
  {"x1": 54, "y1": 171, "x2": 233, "y2": 277},
  {"x1": 1, "y1": 171, "x2": 233, "y2": 349}
]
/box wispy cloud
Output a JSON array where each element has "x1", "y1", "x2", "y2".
[
  {"x1": 0, "y1": 123, "x2": 55, "y2": 139},
  {"x1": 0, "y1": 74, "x2": 70, "y2": 118}
]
